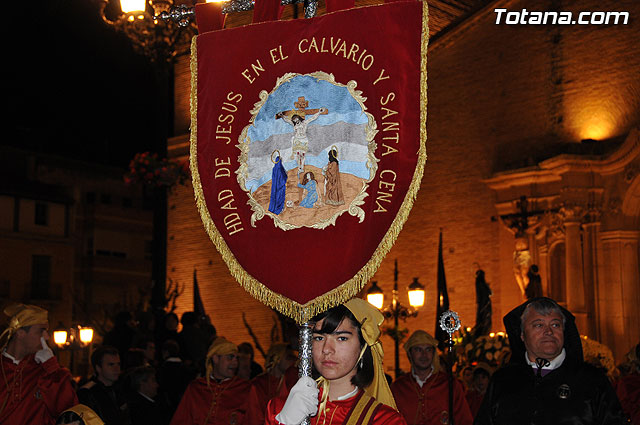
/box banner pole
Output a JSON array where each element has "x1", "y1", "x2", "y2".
[
  {"x1": 298, "y1": 321, "x2": 314, "y2": 425},
  {"x1": 439, "y1": 310, "x2": 461, "y2": 425}
]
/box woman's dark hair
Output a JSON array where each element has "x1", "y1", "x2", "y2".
[
  {"x1": 311, "y1": 305, "x2": 374, "y2": 389},
  {"x1": 56, "y1": 411, "x2": 84, "y2": 424},
  {"x1": 328, "y1": 149, "x2": 338, "y2": 164}
]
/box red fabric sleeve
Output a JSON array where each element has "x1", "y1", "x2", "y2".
[
  {"x1": 39, "y1": 357, "x2": 79, "y2": 420},
  {"x1": 372, "y1": 403, "x2": 408, "y2": 425},
  {"x1": 245, "y1": 384, "x2": 266, "y2": 425},
  {"x1": 265, "y1": 396, "x2": 286, "y2": 425},
  {"x1": 453, "y1": 379, "x2": 474, "y2": 425},
  {"x1": 170, "y1": 383, "x2": 195, "y2": 424},
  {"x1": 615, "y1": 374, "x2": 640, "y2": 424}
]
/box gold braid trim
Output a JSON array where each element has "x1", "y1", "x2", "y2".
[{"x1": 189, "y1": 2, "x2": 428, "y2": 324}]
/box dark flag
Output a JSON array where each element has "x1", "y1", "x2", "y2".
[
  {"x1": 193, "y1": 269, "x2": 206, "y2": 320},
  {"x1": 435, "y1": 229, "x2": 450, "y2": 348}
]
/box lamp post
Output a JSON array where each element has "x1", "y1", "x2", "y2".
[
  {"x1": 95, "y1": 0, "x2": 203, "y2": 318},
  {"x1": 96, "y1": 0, "x2": 198, "y2": 64},
  {"x1": 366, "y1": 259, "x2": 425, "y2": 378},
  {"x1": 53, "y1": 324, "x2": 95, "y2": 376},
  {"x1": 97, "y1": 0, "x2": 322, "y2": 37}
]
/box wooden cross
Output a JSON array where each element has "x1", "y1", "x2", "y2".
[{"x1": 276, "y1": 96, "x2": 329, "y2": 119}]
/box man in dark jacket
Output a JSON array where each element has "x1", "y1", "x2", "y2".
[
  {"x1": 78, "y1": 345, "x2": 131, "y2": 425},
  {"x1": 127, "y1": 365, "x2": 170, "y2": 425},
  {"x1": 474, "y1": 297, "x2": 626, "y2": 425}
]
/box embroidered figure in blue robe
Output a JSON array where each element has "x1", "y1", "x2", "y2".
[
  {"x1": 297, "y1": 172, "x2": 318, "y2": 208},
  {"x1": 268, "y1": 151, "x2": 288, "y2": 215}
]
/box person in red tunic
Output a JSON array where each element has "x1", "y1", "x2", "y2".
[
  {"x1": 266, "y1": 298, "x2": 407, "y2": 425},
  {"x1": 615, "y1": 343, "x2": 639, "y2": 424},
  {"x1": 463, "y1": 363, "x2": 491, "y2": 420},
  {"x1": 169, "y1": 336, "x2": 251, "y2": 425},
  {"x1": 0, "y1": 303, "x2": 78, "y2": 425},
  {"x1": 245, "y1": 342, "x2": 297, "y2": 425},
  {"x1": 390, "y1": 330, "x2": 472, "y2": 425}
]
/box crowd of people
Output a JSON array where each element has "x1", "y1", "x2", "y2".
[{"x1": 1, "y1": 297, "x2": 638, "y2": 425}]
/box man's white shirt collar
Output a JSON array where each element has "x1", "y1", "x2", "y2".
[
  {"x1": 412, "y1": 365, "x2": 434, "y2": 388},
  {"x1": 2, "y1": 350, "x2": 20, "y2": 365},
  {"x1": 138, "y1": 391, "x2": 155, "y2": 403},
  {"x1": 525, "y1": 348, "x2": 566, "y2": 370}
]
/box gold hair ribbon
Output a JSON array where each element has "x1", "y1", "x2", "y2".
[
  {"x1": 205, "y1": 337, "x2": 238, "y2": 386},
  {"x1": 345, "y1": 298, "x2": 397, "y2": 410},
  {"x1": 403, "y1": 330, "x2": 441, "y2": 374}
]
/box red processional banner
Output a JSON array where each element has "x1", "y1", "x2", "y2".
[{"x1": 191, "y1": 1, "x2": 428, "y2": 323}]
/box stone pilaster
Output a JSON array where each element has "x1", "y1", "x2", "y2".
[
  {"x1": 581, "y1": 214, "x2": 601, "y2": 337},
  {"x1": 560, "y1": 206, "x2": 588, "y2": 333},
  {"x1": 598, "y1": 231, "x2": 640, "y2": 361}
]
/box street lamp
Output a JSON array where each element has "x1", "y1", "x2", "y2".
[
  {"x1": 53, "y1": 325, "x2": 69, "y2": 346},
  {"x1": 95, "y1": 0, "x2": 202, "y2": 316},
  {"x1": 96, "y1": 0, "x2": 198, "y2": 64},
  {"x1": 366, "y1": 259, "x2": 425, "y2": 378},
  {"x1": 79, "y1": 327, "x2": 95, "y2": 345},
  {"x1": 52, "y1": 324, "x2": 95, "y2": 376},
  {"x1": 366, "y1": 281, "x2": 384, "y2": 309},
  {"x1": 97, "y1": 0, "x2": 323, "y2": 45}
]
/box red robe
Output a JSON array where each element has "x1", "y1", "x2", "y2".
[
  {"x1": 391, "y1": 372, "x2": 472, "y2": 425},
  {"x1": 246, "y1": 373, "x2": 290, "y2": 425},
  {"x1": 615, "y1": 373, "x2": 640, "y2": 424},
  {"x1": 265, "y1": 389, "x2": 407, "y2": 425},
  {"x1": 464, "y1": 388, "x2": 485, "y2": 419},
  {"x1": 169, "y1": 376, "x2": 251, "y2": 425},
  {"x1": 0, "y1": 353, "x2": 78, "y2": 425}
]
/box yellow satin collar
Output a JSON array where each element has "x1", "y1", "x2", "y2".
[{"x1": 344, "y1": 298, "x2": 396, "y2": 410}]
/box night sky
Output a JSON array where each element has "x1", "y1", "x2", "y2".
[{"x1": 6, "y1": 0, "x2": 162, "y2": 169}]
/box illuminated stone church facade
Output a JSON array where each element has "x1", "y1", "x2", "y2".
[{"x1": 166, "y1": 0, "x2": 640, "y2": 369}]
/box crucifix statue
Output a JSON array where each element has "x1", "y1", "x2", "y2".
[
  {"x1": 500, "y1": 196, "x2": 547, "y2": 299},
  {"x1": 275, "y1": 97, "x2": 329, "y2": 173},
  {"x1": 275, "y1": 97, "x2": 328, "y2": 204}
]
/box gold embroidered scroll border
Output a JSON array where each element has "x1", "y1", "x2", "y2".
[{"x1": 189, "y1": 1, "x2": 429, "y2": 324}]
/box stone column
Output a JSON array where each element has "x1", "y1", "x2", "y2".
[
  {"x1": 599, "y1": 231, "x2": 640, "y2": 361},
  {"x1": 581, "y1": 219, "x2": 600, "y2": 337},
  {"x1": 537, "y1": 243, "x2": 549, "y2": 297},
  {"x1": 561, "y1": 207, "x2": 588, "y2": 333}
]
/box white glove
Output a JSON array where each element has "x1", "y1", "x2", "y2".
[
  {"x1": 276, "y1": 376, "x2": 319, "y2": 425},
  {"x1": 35, "y1": 337, "x2": 54, "y2": 364}
]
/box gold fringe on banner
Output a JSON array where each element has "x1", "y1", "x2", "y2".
[{"x1": 189, "y1": 2, "x2": 428, "y2": 324}]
